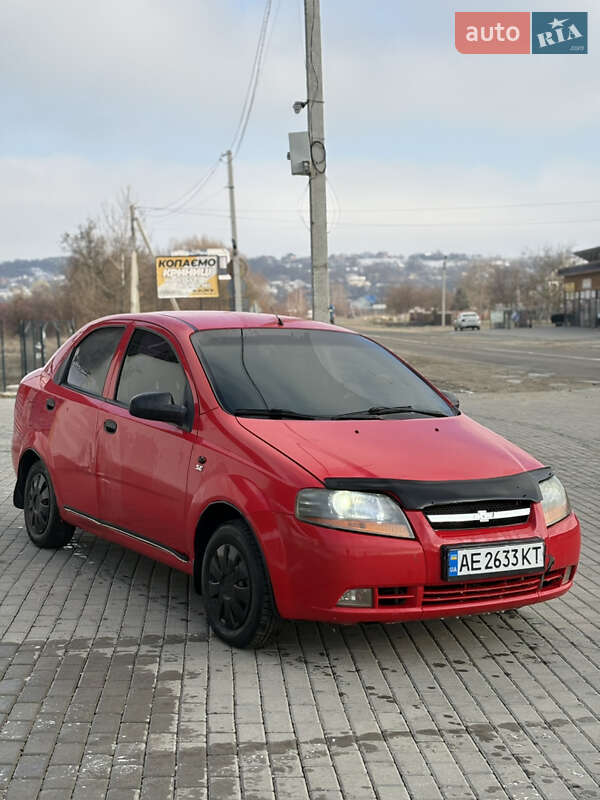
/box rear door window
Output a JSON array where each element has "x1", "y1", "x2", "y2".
[
  {"x1": 65, "y1": 326, "x2": 125, "y2": 396},
  {"x1": 116, "y1": 328, "x2": 189, "y2": 407}
]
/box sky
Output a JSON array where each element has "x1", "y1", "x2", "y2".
[{"x1": 1, "y1": 0, "x2": 599, "y2": 261}]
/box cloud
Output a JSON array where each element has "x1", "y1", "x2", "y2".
[
  {"x1": 0, "y1": 1, "x2": 598, "y2": 261},
  {"x1": 2, "y1": 0, "x2": 598, "y2": 157},
  {"x1": 1, "y1": 154, "x2": 598, "y2": 261}
]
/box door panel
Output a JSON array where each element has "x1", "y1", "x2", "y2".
[
  {"x1": 50, "y1": 325, "x2": 126, "y2": 518},
  {"x1": 50, "y1": 387, "x2": 100, "y2": 517},
  {"x1": 95, "y1": 326, "x2": 196, "y2": 558},
  {"x1": 96, "y1": 411, "x2": 194, "y2": 558}
]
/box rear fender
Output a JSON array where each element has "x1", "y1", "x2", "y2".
[
  {"x1": 13, "y1": 383, "x2": 60, "y2": 508},
  {"x1": 13, "y1": 431, "x2": 57, "y2": 509}
]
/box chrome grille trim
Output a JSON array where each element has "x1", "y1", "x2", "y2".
[{"x1": 427, "y1": 507, "x2": 531, "y2": 524}]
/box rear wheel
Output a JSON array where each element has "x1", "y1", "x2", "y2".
[
  {"x1": 23, "y1": 461, "x2": 74, "y2": 548},
  {"x1": 201, "y1": 520, "x2": 280, "y2": 648}
]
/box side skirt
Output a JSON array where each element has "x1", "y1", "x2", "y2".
[{"x1": 63, "y1": 506, "x2": 190, "y2": 563}]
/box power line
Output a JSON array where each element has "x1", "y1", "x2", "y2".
[
  {"x1": 140, "y1": 156, "x2": 223, "y2": 217},
  {"x1": 166, "y1": 197, "x2": 600, "y2": 216},
  {"x1": 141, "y1": 0, "x2": 273, "y2": 218},
  {"x1": 148, "y1": 208, "x2": 600, "y2": 229},
  {"x1": 318, "y1": 198, "x2": 600, "y2": 213},
  {"x1": 143, "y1": 185, "x2": 228, "y2": 217},
  {"x1": 229, "y1": 0, "x2": 273, "y2": 156},
  {"x1": 325, "y1": 176, "x2": 341, "y2": 233},
  {"x1": 328, "y1": 216, "x2": 600, "y2": 229}
]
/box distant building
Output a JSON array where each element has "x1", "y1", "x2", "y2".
[{"x1": 558, "y1": 246, "x2": 600, "y2": 327}]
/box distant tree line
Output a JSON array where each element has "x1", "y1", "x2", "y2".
[
  {"x1": 0, "y1": 193, "x2": 279, "y2": 334},
  {"x1": 0, "y1": 190, "x2": 573, "y2": 331},
  {"x1": 385, "y1": 247, "x2": 572, "y2": 319}
]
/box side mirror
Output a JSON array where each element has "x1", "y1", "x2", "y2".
[
  {"x1": 443, "y1": 391, "x2": 460, "y2": 409},
  {"x1": 129, "y1": 392, "x2": 188, "y2": 427}
]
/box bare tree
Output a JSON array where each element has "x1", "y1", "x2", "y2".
[
  {"x1": 386, "y1": 284, "x2": 441, "y2": 314},
  {"x1": 330, "y1": 282, "x2": 350, "y2": 317},
  {"x1": 515, "y1": 246, "x2": 574, "y2": 320},
  {"x1": 283, "y1": 287, "x2": 309, "y2": 317},
  {"x1": 451, "y1": 286, "x2": 469, "y2": 311}
]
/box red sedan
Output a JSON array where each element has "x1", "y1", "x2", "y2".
[{"x1": 12, "y1": 312, "x2": 580, "y2": 647}]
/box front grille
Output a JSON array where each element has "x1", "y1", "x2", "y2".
[
  {"x1": 422, "y1": 568, "x2": 566, "y2": 607},
  {"x1": 425, "y1": 499, "x2": 531, "y2": 531},
  {"x1": 375, "y1": 586, "x2": 417, "y2": 607},
  {"x1": 541, "y1": 567, "x2": 566, "y2": 590}
]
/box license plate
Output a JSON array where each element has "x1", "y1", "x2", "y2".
[{"x1": 443, "y1": 539, "x2": 545, "y2": 581}]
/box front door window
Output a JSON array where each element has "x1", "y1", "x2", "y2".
[{"x1": 116, "y1": 329, "x2": 188, "y2": 407}]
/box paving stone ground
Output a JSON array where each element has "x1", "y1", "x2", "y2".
[{"x1": 0, "y1": 388, "x2": 599, "y2": 800}]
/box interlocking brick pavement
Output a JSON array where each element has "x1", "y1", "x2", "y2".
[{"x1": 0, "y1": 389, "x2": 599, "y2": 800}]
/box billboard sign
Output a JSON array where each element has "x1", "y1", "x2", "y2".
[{"x1": 155, "y1": 250, "x2": 229, "y2": 299}]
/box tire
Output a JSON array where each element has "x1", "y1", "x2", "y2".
[
  {"x1": 201, "y1": 519, "x2": 281, "y2": 648},
  {"x1": 23, "y1": 461, "x2": 74, "y2": 549}
]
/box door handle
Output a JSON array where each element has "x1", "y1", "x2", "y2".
[
  {"x1": 104, "y1": 419, "x2": 118, "y2": 434},
  {"x1": 46, "y1": 398, "x2": 55, "y2": 411}
]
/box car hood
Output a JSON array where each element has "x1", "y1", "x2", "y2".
[{"x1": 237, "y1": 413, "x2": 542, "y2": 483}]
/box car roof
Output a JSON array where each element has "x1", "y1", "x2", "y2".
[{"x1": 90, "y1": 310, "x2": 353, "y2": 334}]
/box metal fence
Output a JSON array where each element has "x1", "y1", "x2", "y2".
[{"x1": 0, "y1": 320, "x2": 75, "y2": 392}]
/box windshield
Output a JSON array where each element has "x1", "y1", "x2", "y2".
[{"x1": 191, "y1": 328, "x2": 454, "y2": 419}]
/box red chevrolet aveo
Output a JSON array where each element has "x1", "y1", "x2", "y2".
[{"x1": 12, "y1": 312, "x2": 580, "y2": 647}]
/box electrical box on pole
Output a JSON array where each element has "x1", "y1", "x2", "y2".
[{"x1": 287, "y1": 132, "x2": 311, "y2": 176}]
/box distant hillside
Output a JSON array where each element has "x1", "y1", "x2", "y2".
[
  {"x1": 0, "y1": 257, "x2": 67, "y2": 279},
  {"x1": 248, "y1": 251, "x2": 475, "y2": 306},
  {"x1": 0, "y1": 251, "x2": 477, "y2": 306}
]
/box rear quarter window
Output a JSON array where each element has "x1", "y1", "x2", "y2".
[{"x1": 65, "y1": 327, "x2": 124, "y2": 396}]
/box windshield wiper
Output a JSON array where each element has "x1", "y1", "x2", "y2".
[
  {"x1": 234, "y1": 407, "x2": 318, "y2": 420},
  {"x1": 332, "y1": 405, "x2": 449, "y2": 420}
]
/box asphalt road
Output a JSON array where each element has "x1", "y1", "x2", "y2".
[{"x1": 349, "y1": 324, "x2": 600, "y2": 387}]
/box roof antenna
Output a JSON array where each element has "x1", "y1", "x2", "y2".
[{"x1": 275, "y1": 314, "x2": 284, "y2": 326}]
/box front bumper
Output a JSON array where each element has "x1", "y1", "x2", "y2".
[{"x1": 270, "y1": 505, "x2": 580, "y2": 623}]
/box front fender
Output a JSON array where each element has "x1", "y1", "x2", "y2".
[{"x1": 184, "y1": 466, "x2": 316, "y2": 619}]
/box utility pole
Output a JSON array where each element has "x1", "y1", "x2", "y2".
[
  {"x1": 224, "y1": 150, "x2": 243, "y2": 312},
  {"x1": 134, "y1": 213, "x2": 180, "y2": 311},
  {"x1": 441, "y1": 255, "x2": 447, "y2": 327},
  {"x1": 129, "y1": 204, "x2": 140, "y2": 313},
  {"x1": 304, "y1": 0, "x2": 329, "y2": 323}
]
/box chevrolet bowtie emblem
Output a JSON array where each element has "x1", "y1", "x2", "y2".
[{"x1": 477, "y1": 509, "x2": 492, "y2": 523}]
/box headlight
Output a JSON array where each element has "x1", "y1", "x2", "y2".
[
  {"x1": 295, "y1": 489, "x2": 414, "y2": 539},
  {"x1": 539, "y1": 475, "x2": 571, "y2": 527}
]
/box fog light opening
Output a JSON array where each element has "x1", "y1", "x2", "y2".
[
  {"x1": 562, "y1": 566, "x2": 574, "y2": 585},
  {"x1": 337, "y1": 588, "x2": 373, "y2": 608}
]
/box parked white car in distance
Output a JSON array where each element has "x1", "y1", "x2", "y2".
[{"x1": 454, "y1": 311, "x2": 481, "y2": 331}]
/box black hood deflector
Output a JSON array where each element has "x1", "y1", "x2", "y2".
[{"x1": 324, "y1": 466, "x2": 553, "y2": 510}]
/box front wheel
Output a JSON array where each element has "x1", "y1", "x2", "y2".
[
  {"x1": 24, "y1": 461, "x2": 74, "y2": 548},
  {"x1": 201, "y1": 520, "x2": 281, "y2": 648}
]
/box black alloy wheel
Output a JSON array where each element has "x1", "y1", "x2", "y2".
[
  {"x1": 23, "y1": 461, "x2": 74, "y2": 548},
  {"x1": 201, "y1": 520, "x2": 280, "y2": 648},
  {"x1": 25, "y1": 471, "x2": 50, "y2": 536},
  {"x1": 207, "y1": 542, "x2": 251, "y2": 631}
]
